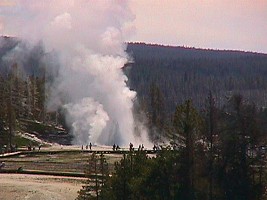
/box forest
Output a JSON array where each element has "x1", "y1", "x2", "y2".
[
  {"x1": 77, "y1": 43, "x2": 267, "y2": 199},
  {"x1": 0, "y1": 36, "x2": 69, "y2": 149},
  {"x1": 0, "y1": 38, "x2": 266, "y2": 199},
  {"x1": 126, "y1": 43, "x2": 267, "y2": 116}
]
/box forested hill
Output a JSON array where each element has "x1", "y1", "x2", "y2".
[
  {"x1": 1, "y1": 36, "x2": 267, "y2": 118},
  {"x1": 126, "y1": 42, "x2": 267, "y2": 116}
]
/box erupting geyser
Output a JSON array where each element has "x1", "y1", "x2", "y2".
[{"x1": 0, "y1": 0, "x2": 150, "y2": 146}]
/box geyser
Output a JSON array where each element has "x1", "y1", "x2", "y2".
[{"x1": 0, "y1": 0, "x2": 150, "y2": 146}]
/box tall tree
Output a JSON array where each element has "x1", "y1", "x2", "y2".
[
  {"x1": 203, "y1": 91, "x2": 218, "y2": 200},
  {"x1": 77, "y1": 153, "x2": 108, "y2": 200},
  {"x1": 6, "y1": 64, "x2": 17, "y2": 150},
  {"x1": 218, "y1": 95, "x2": 263, "y2": 200},
  {"x1": 173, "y1": 100, "x2": 203, "y2": 199},
  {"x1": 149, "y1": 83, "x2": 165, "y2": 141}
]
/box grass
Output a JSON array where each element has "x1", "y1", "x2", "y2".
[
  {"x1": 13, "y1": 135, "x2": 39, "y2": 147},
  {"x1": 0, "y1": 150, "x2": 122, "y2": 174}
]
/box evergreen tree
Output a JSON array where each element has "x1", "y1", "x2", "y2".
[
  {"x1": 217, "y1": 95, "x2": 264, "y2": 200},
  {"x1": 173, "y1": 100, "x2": 203, "y2": 200},
  {"x1": 77, "y1": 153, "x2": 108, "y2": 200},
  {"x1": 203, "y1": 91, "x2": 218, "y2": 200},
  {"x1": 149, "y1": 83, "x2": 165, "y2": 141}
]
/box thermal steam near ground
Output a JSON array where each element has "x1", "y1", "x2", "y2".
[{"x1": 0, "y1": 1, "x2": 150, "y2": 146}]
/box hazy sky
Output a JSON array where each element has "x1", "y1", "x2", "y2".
[
  {"x1": 0, "y1": 0, "x2": 266, "y2": 53},
  {"x1": 129, "y1": 0, "x2": 267, "y2": 53}
]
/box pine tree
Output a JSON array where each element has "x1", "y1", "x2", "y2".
[
  {"x1": 204, "y1": 91, "x2": 217, "y2": 200},
  {"x1": 173, "y1": 100, "x2": 203, "y2": 200},
  {"x1": 217, "y1": 94, "x2": 264, "y2": 200},
  {"x1": 77, "y1": 153, "x2": 108, "y2": 200},
  {"x1": 149, "y1": 83, "x2": 165, "y2": 141}
]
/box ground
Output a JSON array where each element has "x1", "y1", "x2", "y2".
[
  {"x1": 0, "y1": 145, "x2": 125, "y2": 200},
  {"x1": 0, "y1": 174, "x2": 84, "y2": 200}
]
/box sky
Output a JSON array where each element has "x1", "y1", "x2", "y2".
[
  {"x1": 0, "y1": 0, "x2": 266, "y2": 53},
  {"x1": 129, "y1": 0, "x2": 267, "y2": 53}
]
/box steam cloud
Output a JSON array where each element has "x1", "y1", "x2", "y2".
[{"x1": 0, "y1": 0, "x2": 150, "y2": 146}]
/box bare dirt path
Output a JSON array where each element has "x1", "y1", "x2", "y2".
[{"x1": 0, "y1": 174, "x2": 85, "y2": 200}]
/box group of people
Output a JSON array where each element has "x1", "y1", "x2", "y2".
[
  {"x1": 130, "y1": 143, "x2": 146, "y2": 151},
  {"x1": 79, "y1": 142, "x2": 160, "y2": 152},
  {"x1": 130, "y1": 143, "x2": 160, "y2": 152},
  {"x1": 137, "y1": 144, "x2": 145, "y2": 151},
  {"x1": 112, "y1": 143, "x2": 146, "y2": 151},
  {"x1": 112, "y1": 144, "x2": 120, "y2": 151},
  {"x1": 27, "y1": 144, "x2": 42, "y2": 151},
  {"x1": 81, "y1": 142, "x2": 92, "y2": 150},
  {"x1": 153, "y1": 144, "x2": 160, "y2": 151}
]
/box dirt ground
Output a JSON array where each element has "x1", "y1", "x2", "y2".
[
  {"x1": 0, "y1": 145, "x2": 131, "y2": 199},
  {"x1": 0, "y1": 174, "x2": 85, "y2": 200}
]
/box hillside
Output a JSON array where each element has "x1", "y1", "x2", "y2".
[
  {"x1": 1, "y1": 38, "x2": 267, "y2": 145},
  {"x1": 0, "y1": 37, "x2": 71, "y2": 148},
  {"x1": 126, "y1": 42, "x2": 267, "y2": 116}
]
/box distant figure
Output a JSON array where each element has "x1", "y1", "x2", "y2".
[
  {"x1": 129, "y1": 143, "x2": 133, "y2": 151},
  {"x1": 113, "y1": 144, "x2": 116, "y2": 151},
  {"x1": 11, "y1": 145, "x2": 15, "y2": 152},
  {"x1": 86, "y1": 145, "x2": 88, "y2": 150},
  {"x1": 138, "y1": 145, "x2": 141, "y2": 151},
  {"x1": 81, "y1": 145, "x2": 84, "y2": 150},
  {"x1": 38, "y1": 145, "x2": 42, "y2": 151},
  {"x1": 89, "y1": 142, "x2": 92, "y2": 150},
  {"x1": 0, "y1": 162, "x2": 5, "y2": 169},
  {"x1": 141, "y1": 144, "x2": 144, "y2": 151},
  {"x1": 116, "y1": 145, "x2": 120, "y2": 151},
  {"x1": 17, "y1": 167, "x2": 23, "y2": 172}
]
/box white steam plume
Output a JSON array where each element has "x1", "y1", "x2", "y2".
[{"x1": 0, "y1": 0, "x2": 150, "y2": 146}]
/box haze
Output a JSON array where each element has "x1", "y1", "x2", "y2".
[{"x1": 130, "y1": 0, "x2": 267, "y2": 53}]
